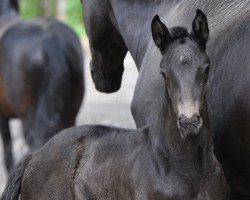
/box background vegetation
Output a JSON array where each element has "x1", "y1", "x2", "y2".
[{"x1": 20, "y1": 0, "x2": 85, "y2": 37}]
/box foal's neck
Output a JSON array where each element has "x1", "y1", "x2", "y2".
[{"x1": 152, "y1": 96, "x2": 213, "y2": 174}]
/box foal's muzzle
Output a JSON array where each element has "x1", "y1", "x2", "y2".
[{"x1": 177, "y1": 113, "x2": 203, "y2": 138}]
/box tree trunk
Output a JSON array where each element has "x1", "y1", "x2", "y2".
[
  {"x1": 56, "y1": 0, "x2": 67, "y2": 21},
  {"x1": 40, "y1": 0, "x2": 51, "y2": 17}
]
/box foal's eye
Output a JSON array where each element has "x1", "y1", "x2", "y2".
[{"x1": 160, "y1": 71, "x2": 167, "y2": 79}]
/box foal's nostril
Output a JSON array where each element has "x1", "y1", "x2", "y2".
[
  {"x1": 178, "y1": 113, "x2": 203, "y2": 130},
  {"x1": 190, "y1": 113, "x2": 202, "y2": 127},
  {"x1": 196, "y1": 115, "x2": 200, "y2": 120},
  {"x1": 193, "y1": 114, "x2": 200, "y2": 123},
  {"x1": 178, "y1": 114, "x2": 185, "y2": 125}
]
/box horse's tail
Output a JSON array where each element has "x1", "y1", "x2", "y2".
[
  {"x1": 0, "y1": 154, "x2": 32, "y2": 200},
  {"x1": 41, "y1": 24, "x2": 84, "y2": 118},
  {"x1": 24, "y1": 24, "x2": 84, "y2": 149}
]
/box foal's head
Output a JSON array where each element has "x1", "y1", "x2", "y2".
[{"x1": 152, "y1": 10, "x2": 210, "y2": 139}]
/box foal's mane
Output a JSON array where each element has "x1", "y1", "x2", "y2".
[{"x1": 170, "y1": 26, "x2": 189, "y2": 41}]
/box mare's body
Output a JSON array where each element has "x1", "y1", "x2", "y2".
[
  {"x1": 82, "y1": 0, "x2": 250, "y2": 197},
  {"x1": 0, "y1": 0, "x2": 84, "y2": 172}
]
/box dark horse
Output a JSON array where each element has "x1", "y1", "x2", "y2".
[
  {"x1": 82, "y1": 0, "x2": 250, "y2": 198},
  {"x1": 0, "y1": 0, "x2": 84, "y2": 173},
  {"x1": 1, "y1": 10, "x2": 229, "y2": 200}
]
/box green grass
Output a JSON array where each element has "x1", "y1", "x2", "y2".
[
  {"x1": 65, "y1": 1, "x2": 85, "y2": 37},
  {"x1": 20, "y1": 0, "x2": 86, "y2": 38}
]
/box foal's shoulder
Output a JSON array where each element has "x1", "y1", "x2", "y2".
[{"x1": 32, "y1": 123, "x2": 147, "y2": 164}]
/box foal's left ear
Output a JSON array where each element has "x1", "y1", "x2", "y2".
[
  {"x1": 191, "y1": 9, "x2": 209, "y2": 50},
  {"x1": 151, "y1": 15, "x2": 171, "y2": 53}
]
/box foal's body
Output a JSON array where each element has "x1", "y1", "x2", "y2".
[
  {"x1": 19, "y1": 121, "x2": 227, "y2": 200},
  {"x1": 1, "y1": 10, "x2": 229, "y2": 200},
  {"x1": 82, "y1": 1, "x2": 250, "y2": 197}
]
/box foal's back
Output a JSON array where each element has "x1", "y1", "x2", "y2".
[
  {"x1": 20, "y1": 125, "x2": 143, "y2": 200},
  {"x1": 19, "y1": 125, "x2": 158, "y2": 199}
]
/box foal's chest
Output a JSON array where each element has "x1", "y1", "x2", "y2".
[{"x1": 149, "y1": 172, "x2": 223, "y2": 200}]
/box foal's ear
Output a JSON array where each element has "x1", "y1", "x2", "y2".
[
  {"x1": 191, "y1": 9, "x2": 209, "y2": 50},
  {"x1": 151, "y1": 15, "x2": 171, "y2": 53}
]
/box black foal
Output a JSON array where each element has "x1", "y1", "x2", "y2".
[{"x1": 1, "y1": 9, "x2": 229, "y2": 200}]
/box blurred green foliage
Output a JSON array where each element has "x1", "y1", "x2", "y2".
[
  {"x1": 65, "y1": 0, "x2": 85, "y2": 37},
  {"x1": 20, "y1": 0, "x2": 85, "y2": 37},
  {"x1": 20, "y1": 0, "x2": 41, "y2": 17}
]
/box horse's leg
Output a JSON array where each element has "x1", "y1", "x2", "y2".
[
  {"x1": 83, "y1": 0, "x2": 128, "y2": 93},
  {"x1": 22, "y1": 116, "x2": 38, "y2": 151},
  {"x1": 22, "y1": 109, "x2": 51, "y2": 151},
  {"x1": 131, "y1": 46, "x2": 163, "y2": 128},
  {"x1": 0, "y1": 117, "x2": 14, "y2": 173}
]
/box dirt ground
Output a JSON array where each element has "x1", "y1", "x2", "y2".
[{"x1": 0, "y1": 41, "x2": 138, "y2": 194}]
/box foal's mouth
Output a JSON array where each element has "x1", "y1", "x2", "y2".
[
  {"x1": 179, "y1": 129, "x2": 200, "y2": 139},
  {"x1": 177, "y1": 117, "x2": 203, "y2": 139}
]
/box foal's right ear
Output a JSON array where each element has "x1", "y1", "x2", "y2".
[
  {"x1": 151, "y1": 15, "x2": 171, "y2": 53},
  {"x1": 191, "y1": 9, "x2": 209, "y2": 50}
]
